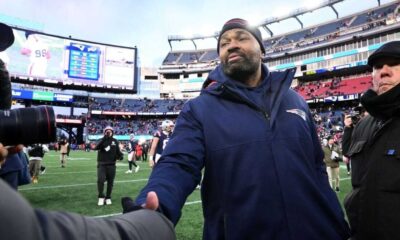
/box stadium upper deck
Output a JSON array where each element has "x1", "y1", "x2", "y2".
[{"x1": 157, "y1": 1, "x2": 400, "y2": 99}]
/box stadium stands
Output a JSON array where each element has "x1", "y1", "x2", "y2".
[
  {"x1": 295, "y1": 74, "x2": 372, "y2": 100},
  {"x1": 159, "y1": 2, "x2": 400, "y2": 65}
]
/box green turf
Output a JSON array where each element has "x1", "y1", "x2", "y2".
[{"x1": 19, "y1": 150, "x2": 351, "y2": 239}]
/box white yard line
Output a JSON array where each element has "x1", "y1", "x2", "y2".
[
  {"x1": 39, "y1": 167, "x2": 152, "y2": 175},
  {"x1": 19, "y1": 178, "x2": 149, "y2": 191},
  {"x1": 94, "y1": 200, "x2": 203, "y2": 218}
]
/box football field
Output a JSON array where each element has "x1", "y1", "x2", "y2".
[{"x1": 19, "y1": 150, "x2": 351, "y2": 239}]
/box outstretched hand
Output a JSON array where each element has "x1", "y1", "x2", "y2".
[
  {"x1": 142, "y1": 191, "x2": 159, "y2": 210},
  {"x1": 121, "y1": 191, "x2": 159, "y2": 214}
]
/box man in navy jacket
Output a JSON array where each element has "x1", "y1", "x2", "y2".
[{"x1": 125, "y1": 18, "x2": 350, "y2": 240}]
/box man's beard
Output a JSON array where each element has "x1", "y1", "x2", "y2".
[{"x1": 222, "y1": 52, "x2": 260, "y2": 82}]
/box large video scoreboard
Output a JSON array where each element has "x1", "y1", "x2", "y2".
[
  {"x1": 67, "y1": 42, "x2": 101, "y2": 80},
  {"x1": 1, "y1": 28, "x2": 137, "y2": 91}
]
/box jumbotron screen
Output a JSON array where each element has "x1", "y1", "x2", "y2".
[{"x1": 0, "y1": 28, "x2": 137, "y2": 90}]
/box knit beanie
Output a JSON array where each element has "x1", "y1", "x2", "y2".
[{"x1": 217, "y1": 18, "x2": 265, "y2": 54}]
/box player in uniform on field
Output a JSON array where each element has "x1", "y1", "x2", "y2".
[
  {"x1": 148, "y1": 120, "x2": 174, "y2": 168},
  {"x1": 126, "y1": 134, "x2": 140, "y2": 173}
]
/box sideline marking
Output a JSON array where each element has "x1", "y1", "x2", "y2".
[
  {"x1": 94, "y1": 200, "x2": 203, "y2": 218},
  {"x1": 19, "y1": 178, "x2": 149, "y2": 191}
]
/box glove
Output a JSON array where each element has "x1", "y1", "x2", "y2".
[{"x1": 121, "y1": 197, "x2": 143, "y2": 214}]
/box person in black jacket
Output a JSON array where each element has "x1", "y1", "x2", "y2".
[
  {"x1": 94, "y1": 126, "x2": 123, "y2": 206},
  {"x1": 344, "y1": 41, "x2": 400, "y2": 240},
  {"x1": 341, "y1": 114, "x2": 354, "y2": 175}
]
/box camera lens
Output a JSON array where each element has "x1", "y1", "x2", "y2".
[{"x1": 0, "y1": 106, "x2": 56, "y2": 146}]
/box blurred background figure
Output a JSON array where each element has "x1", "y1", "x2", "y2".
[
  {"x1": 126, "y1": 134, "x2": 140, "y2": 174},
  {"x1": 142, "y1": 140, "x2": 149, "y2": 162},
  {"x1": 59, "y1": 138, "x2": 69, "y2": 168},
  {"x1": 148, "y1": 119, "x2": 174, "y2": 168},
  {"x1": 94, "y1": 126, "x2": 123, "y2": 206},
  {"x1": 27, "y1": 144, "x2": 49, "y2": 184},
  {"x1": 323, "y1": 136, "x2": 342, "y2": 192}
]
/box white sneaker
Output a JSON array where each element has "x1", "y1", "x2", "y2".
[
  {"x1": 125, "y1": 170, "x2": 132, "y2": 174},
  {"x1": 105, "y1": 199, "x2": 112, "y2": 205},
  {"x1": 135, "y1": 166, "x2": 140, "y2": 173},
  {"x1": 98, "y1": 198, "x2": 105, "y2": 206}
]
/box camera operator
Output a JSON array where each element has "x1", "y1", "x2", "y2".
[
  {"x1": 0, "y1": 22, "x2": 31, "y2": 190},
  {"x1": 94, "y1": 126, "x2": 123, "y2": 206},
  {"x1": 342, "y1": 110, "x2": 368, "y2": 176}
]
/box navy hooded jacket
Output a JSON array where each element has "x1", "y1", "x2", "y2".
[{"x1": 136, "y1": 64, "x2": 350, "y2": 240}]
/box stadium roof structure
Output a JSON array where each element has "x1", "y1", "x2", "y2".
[{"x1": 167, "y1": 0, "x2": 383, "y2": 51}]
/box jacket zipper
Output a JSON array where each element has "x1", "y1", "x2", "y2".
[{"x1": 219, "y1": 84, "x2": 270, "y2": 121}]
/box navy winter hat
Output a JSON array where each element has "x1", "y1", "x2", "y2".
[
  {"x1": 0, "y1": 22, "x2": 14, "y2": 52},
  {"x1": 217, "y1": 18, "x2": 265, "y2": 54},
  {"x1": 368, "y1": 41, "x2": 400, "y2": 67}
]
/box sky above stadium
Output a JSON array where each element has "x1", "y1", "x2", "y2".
[{"x1": 0, "y1": 0, "x2": 395, "y2": 67}]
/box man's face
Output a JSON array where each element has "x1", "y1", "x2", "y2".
[
  {"x1": 105, "y1": 130, "x2": 112, "y2": 136},
  {"x1": 372, "y1": 57, "x2": 400, "y2": 95},
  {"x1": 219, "y1": 28, "x2": 262, "y2": 81}
]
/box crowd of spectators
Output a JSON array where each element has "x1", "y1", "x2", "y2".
[
  {"x1": 160, "y1": 3, "x2": 400, "y2": 65},
  {"x1": 89, "y1": 97, "x2": 185, "y2": 113},
  {"x1": 86, "y1": 101, "x2": 365, "y2": 149},
  {"x1": 294, "y1": 74, "x2": 372, "y2": 100},
  {"x1": 56, "y1": 114, "x2": 84, "y2": 120},
  {"x1": 86, "y1": 117, "x2": 160, "y2": 135},
  {"x1": 311, "y1": 103, "x2": 364, "y2": 147}
]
